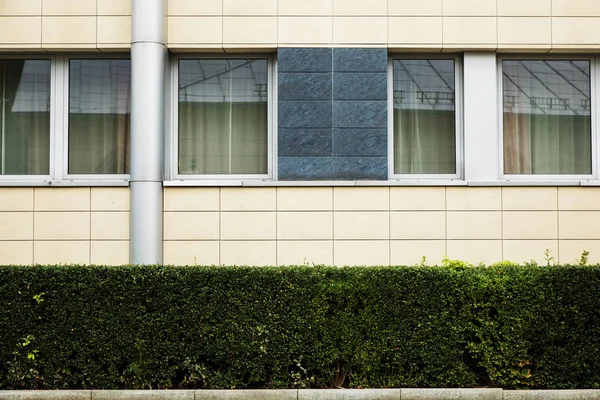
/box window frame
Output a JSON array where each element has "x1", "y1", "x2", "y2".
[
  {"x1": 497, "y1": 54, "x2": 598, "y2": 181},
  {"x1": 62, "y1": 53, "x2": 131, "y2": 181},
  {"x1": 169, "y1": 54, "x2": 275, "y2": 182},
  {"x1": 0, "y1": 54, "x2": 56, "y2": 182},
  {"x1": 388, "y1": 54, "x2": 464, "y2": 181}
]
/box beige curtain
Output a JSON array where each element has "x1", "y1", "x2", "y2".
[{"x1": 1, "y1": 60, "x2": 50, "y2": 175}]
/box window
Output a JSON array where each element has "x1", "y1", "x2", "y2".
[
  {"x1": 390, "y1": 57, "x2": 461, "y2": 178},
  {"x1": 0, "y1": 59, "x2": 51, "y2": 176},
  {"x1": 175, "y1": 57, "x2": 272, "y2": 178},
  {"x1": 68, "y1": 59, "x2": 131, "y2": 175},
  {"x1": 501, "y1": 58, "x2": 593, "y2": 176}
]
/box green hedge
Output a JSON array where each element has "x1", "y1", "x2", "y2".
[{"x1": 1, "y1": 265, "x2": 599, "y2": 390}]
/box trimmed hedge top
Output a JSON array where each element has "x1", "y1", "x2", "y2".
[{"x1": 1, "y1": 265, "x2": 599, "y2": 390}]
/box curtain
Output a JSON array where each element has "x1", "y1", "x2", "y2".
[
  {"x1": 1, "y1": 60, "x2": 51, "y2": 175},
  {"x1": 68, "y1": 59, "x2": 130, "y2": 175}
]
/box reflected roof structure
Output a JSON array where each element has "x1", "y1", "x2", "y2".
[
  {"x1": 393, "y1": 59, "x2": 455, "y2": 112},
  {"x1": 179, "y1": 59, "x2": 268, "y2": 103}
]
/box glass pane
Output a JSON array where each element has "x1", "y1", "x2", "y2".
[
  {"x1": 393, "y1": 59, "x2": 456, "y2": 175},
  {"x1": 69, "y1": 59, "x2": 131, "y2": 174},
  {"x1": 0, "y1": 60, "x2": 50, "y2": 175},
  {"x1": 502, "y1": 60, "x2": 591, "y2": 175},
  {"x1": 178, "y1": 59, "x2": 268, "y2": 175}
]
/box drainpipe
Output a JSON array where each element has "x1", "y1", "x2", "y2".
[{"x1": 130, "y1": 0, "x2": 166, "y2": 264}]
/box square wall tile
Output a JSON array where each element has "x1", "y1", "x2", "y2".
[
  {"x1": 498, "y1": 17, "x2": 551, "y2": 46},
  {"x1": 334, "y1": 240, "x2": 389, "y2": 266},
  {"x1": 91, "y1": 187, "x2": 129, "y2": 211},
  {"x1": 164, "y1": 188, "x2": 219, "y2": 211},
  {"x1": 278, "y1": 212, "x2": 333, "y2": 240},
  {"x1": 278, "y1": 0, "x2": 332, "y2": 16},
  {"x1": 0, "y1": 0, "x2": 42, "y2": 15},
  {"x1": 502, "y1": 187, "x2": 557, "y2": 210},
  {"x1": 91, "y1": 241, "x2": 129, "y2": 265},
  {"x1": 164, "y1": 212, "x2": 219, "y2": 240},
  {"x1": 447, "y1": 211, "x2": 502, "y2": 239},
  {"x1": 498, "y1": 0, "x2": 551, "y2": 16},
  {"x1": 277, "y1": 241, "x2": 334, "y2": 266},
  {"x1": 559, "y1": 240, "x2": 600, "y2": 264},
  {"x1": 223, "y1": 0, "x2": 277, "y2": 15},
  {"x1": 0, "y1": 189, "x2": 34, "y2": 211},
  {"x1": 164, "y1": 241, "x2": 220, "y2": 265},
  {"x1": 0, "y1": 212, "x2": 33, "y2": 240},
  {"x1": 388, "y1": 0, "x2": 443, "y2": 16},
  {"x1": 503, "y1": 211, "x2": 558, "y2": 240},
  {"x1": 334, "y1": 187, "x2": 389, "y2": 211},
  {"x1": 558, "y1": 187, "x2": 600, "y2": 210},
  {"x1": 97, "y1": 16, "x2": 131, "y2": 45},
  {"x1": 34, "y1": 241, "x2": 89, "y2": 265},
  {"x1": 42, "y1": 16, "x2": 96, "y2": 46},
  {"x1": 333, "y1": 17, "x2": 387, "y2": 45},
  {"x1": 91, "y1": 212, "x2": 129, "y2": 240},
  {"x1": 221, "y1": 188, "x2": 276, "y2": 211},
  {"x1": 0, "y1": 17, "x2": 41, "y2": 45},
  {"x1": 168, "y1": 0, "x2": 222, "y2": 15},
  {"x1": 443, "y1": 0, "x2": 496, "y2": 16},
  {"x1": 552, "y1": 0, "x2": 600, "y2": 16},
  {"x1": 277, "y1": 188, "x2": 333, "y2": 211},
  {"x1": 503, "y1": 240, "x2": 558, "y2": 264},
  {"x1": 552, "y1": 17, "x2": 600, "y2": 46},
  {"x1": 167, "y1": 16, "x2": 222, "y2": 46},
  {"x1": 42, "y1": 0, "x2": 95, "y2": 15},
  {"x1": 559, "y1": 211, "x2": 600, "y2": 240},
  {"x1": 221, "y1": 212, "x2": 276, "y2": 240},
  {"x1": 443, "y1": 17, "x2": 497, "y2": 48},
  {"x1": 0, "y1": 241, "x2": 33, "y2": 265},
  {"x1": 390, "y1": 211, "x2": 445, "y2": 240},
  {"x1": 34, "y1": 212, "x2": 90, "y2": 240},
  {"x1": 35, "y1": 188, "x2": 90, "y2": 211},
  {"x1": 223, "y1": 16, "x2": 277, "y2": 45},
  {"x1": 446, "y1": 240, "x2": 502, "y2": 265},
  {"x1": 388, "y1": 17, "x2": 443, "y2": 47},
  {"x1": 98, "y1": 0, "x2": 131, "y2": 15},
  {"x1": 447, "y1": 187, "x2": 501, "y2": 210},
  {"x1": 390, "y1": 187, "x2": 445, "y2": 211},
  {"x1": 333, "y1": 0, "x2": 387, "y2": 16},
  {"x1": 390, "y1": 240, "x2": 446, "y2": 266},
  {"x1": 334, "y1": 211, "x2": 389, "y2": 240},
  {"x1": 220, "y1": 241, "x2": 276, "y2": 266},
  {"x1": 278, "y1": 17, "x2": 333, "y2": 45}
]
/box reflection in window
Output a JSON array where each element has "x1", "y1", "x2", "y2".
[
  {"x1": 502, "y1": 60, "x2": 591, "y2": 175},
  {"x1": 178, "y1": 59, "x2": 268, "y2": 175},
  {"x1": 69, "y1": 59, "x2": 131, "y2": 174},
  {"x1": 0, "y1": 60, "x2": 50, "y2": 175},
  {"x1": 393, "y1": 59, "x2": 456, "y2": 175}
]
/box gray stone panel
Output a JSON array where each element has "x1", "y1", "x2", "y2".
[
  {"x1": 279, "y1": 100, "x2": 332, "y2": 128},
  {"x1": 279, "y1": 73, "x2": 332, "y2": 100},
  {"x1": 91, "y1": 391, "x2": 193, "y2": 400},
  {"x1": 197, "y1": 390, "x2": 297, "y2": 400},
  {"x1": 401, "y1": 389, "x2": 503, "y2": 400},
  {"x1": 279, "y1": 128, "x2": 332, "y2": 157},
  {"x1": 279, "y1": 157, "x2": 334, "y2": 180},
  {"x1": 333, "y1": 73, "x2": 387, "y2": 100},
  {"x1": 0, "y1": 392, "x2": 91, "y2": 400},
  {"x1": 279, "y1": 48, "x2": 332, "y2": 72},
  {"x1": 298, "y1": 389, "x2": 400, "y2": 400},
  {"x1": 333, "y1": 156, "x2": 388, "y2": 180},
  {"x1": 333, "y1": 100, "x2": 387, "y2": 128},
  {"x1": 503, "y1": 390, "x2": 600, "y2": 400},
  {"x1": 333, "y1": 48, "x2": 387, "y2": 72},
  {"x1": 333, "y1": 128, "x2": 387, "y2": 157}
]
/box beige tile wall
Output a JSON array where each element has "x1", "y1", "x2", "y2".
[
  {"x1": 162, "y1": 186, "x2": 600, "y2": 267},
  {"x1": 0, "y1": 187, "x2": 129, "y2": 265},
  {"x1": 2, "y1": 0, "x2": 598, "y2": 51}
]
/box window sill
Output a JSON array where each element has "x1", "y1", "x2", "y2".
[{"x1": 0, "y1": 180, "x2": 130, "y2": 187}]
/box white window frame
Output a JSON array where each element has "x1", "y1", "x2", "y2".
[
  {"x1": 62, "y1": 54, "x2": 131, "y2": 181},
  {"x1": 497, "y1": 54, "x2": 598, "y2": 181},
  {"x1": 388, "y1": 55, "x2": 464, "y2": 181},
  {"x1": 0, "y1": 54, "x2": 55, "y2": 183},
  {"x1": 169, "y1": 54, "x2": 275, "y2": 182}
]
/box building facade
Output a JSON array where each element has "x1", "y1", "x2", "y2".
[{"x1": 1, "y1": 0, "x2": 600, "y2": 266}]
